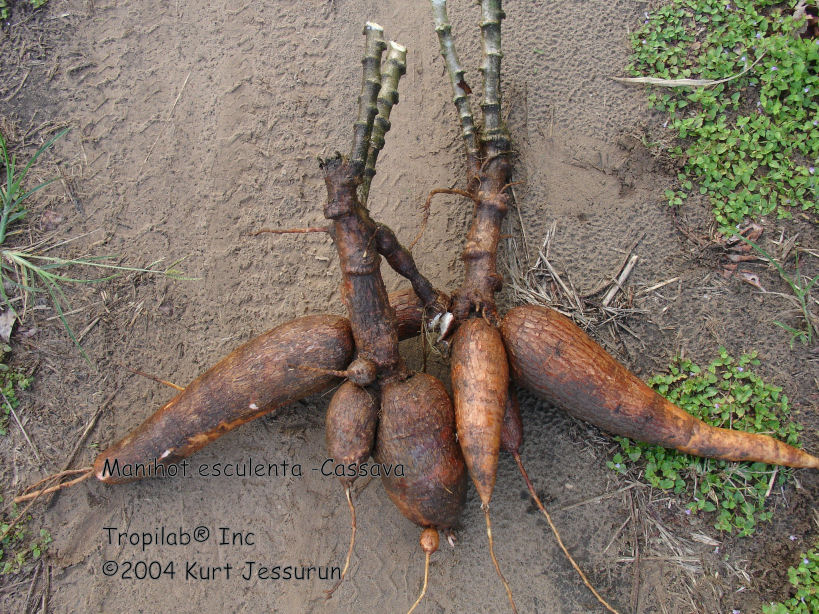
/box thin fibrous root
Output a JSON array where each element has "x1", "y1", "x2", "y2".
[
  {"x1": 288, "y1": 363, "x2": 349, "y2": 379},
  {"x1": 484, "y1": 505, "x2": 518, "y2": 614},
  {"x1": 250, "y1": 227, "x2": 330, "y2": 236},
  {"x1": 15, "y1": 468, "x2": 93, "y2": 503},
  {"x1": 407, "y1": 552, "x2": 431, "y2": 614},
  {"x1": 500, "y1": 181, "x2": 525, "y2": 194},
  {"x1": 411, "y1": 188, "x2": 477, "y2": 249},
  {"x1": 325, "y1": 486, "x2": 357, "y2": 599},
  {"x1": 119, "y1": 363, "x2": 184, "y2": 391},
  {"x1": 408, "y1": 528, "x2": 438, "y2": 614},
  {"x1": 513, "y1": 453, "x2": 620, "y2": 614}
]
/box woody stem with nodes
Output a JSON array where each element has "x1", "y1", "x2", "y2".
[
  {"x1": 431, "y1": 0, "x2": 511, "y2": 325},
  {"x1": 429, "y1": 2, "x2": 621, "y2": 613},
  {"x1": 318, "y1": 22, "x2": 468, "y2": 610}
]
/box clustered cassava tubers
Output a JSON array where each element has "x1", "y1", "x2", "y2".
[{"x1": 16, "y1": 2, "x2": 818, "y2": 613}]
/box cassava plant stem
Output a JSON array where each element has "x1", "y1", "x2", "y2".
[
  {"x1": 351, "y1": 23, "x2": 387, "y2": 172},
  {"x1": 325, "y1": 23, "x2": 467, "y2": 536},
  {"x1": 430, "y1": 0, "x2": 512, "y2": 324},
  {"x1": 479, "y1": 0, "x2": 505, "y2": 141},
  {"x1": 430, "y1": 0, "x2": 480, "y2": 174},
  {"x1": 362, "y1": 41, "x2": 408, "y2": 204}
]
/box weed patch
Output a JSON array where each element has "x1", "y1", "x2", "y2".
[
  {"x1": 1, "y1": 1, "x2": 49, "y2": 22},
  {"x1": 0, "y1": 129, "x2": 190, "y2": 355},
  {"x1": 0, "y1": 500, "x2": 51, "y2": 575},
  {"x1": 0, "y1": 344, "x2": 31, "y2": 436},
  {"x1": 608, "y1": 349, "x2": 803, "y2": 536},
  {"x1": 631, "y1": 0, "x2": 818, "y2": 228},
  {"x1": 763, "y1": 538, "x2": 819, "y2": 613}
]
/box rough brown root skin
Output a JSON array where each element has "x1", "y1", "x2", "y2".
[
  {"x1": 326, "y1": 381, "x2": 379, "y2": 487},
  {"x1": 322, "y1": 154, "x2": 406, "y2": 378},
  {"x1": 451, "y1": 318, "x2": 508, "y2": 505},
  {"x1": 500, "y1": 388, "x2": 523, "y2": 455},
  {"x1": 93, "y1": 315, "x2": 355, "y2": 484},
  {"x1": 501, "y1": 305, "x2": 819, "y2": 469},
  {"x1": 374, "y1": 372, "x2": 468, "y2": 528}
]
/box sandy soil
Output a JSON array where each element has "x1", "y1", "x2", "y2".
[{"x1": 1, "y1": 1, "x2": 817, "y2": 613}]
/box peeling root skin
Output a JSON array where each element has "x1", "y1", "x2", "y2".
[
  {"x1": 501, "y1": 305, "x2": 819, "y2": 470},
  {"x1": 390, "y1": 287, "x2": 447, "y2": 340},
  {"x1": 93, "y1": 315, "x2": 355, "y2": 484}
]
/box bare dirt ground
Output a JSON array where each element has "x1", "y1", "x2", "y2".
[{"x1": 1, "y1": 1, "x2": 817, "y2": 613}]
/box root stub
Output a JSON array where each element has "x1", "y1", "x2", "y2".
[{"x1": 501, "y1": 305, "x2": 819, "y2": 469}]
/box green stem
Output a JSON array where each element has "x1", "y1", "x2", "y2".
[
  {"x1": 430, "y1": 0, "x2": 480, "y2": 169},
  {"x1": 479, "y1": 0, "x2": 507, "y2": 143},
  {"x1": 361, "y1": 41, "x2": 407, "y2": 204},
  {"x1": 350, "y1": 22, "x2": 387, "y2": 173}
]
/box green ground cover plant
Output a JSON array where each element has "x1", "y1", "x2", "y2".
[
  {"x1": 631, "y1": 0, "x2": 818, "y2": 228},
  {"x1": 0, "y1": 350, "x2": 46, "y2": 576},
  {"x1": 0, "y1": 497, "x2": 52, "y2": 576},
  {"x1": 763, "y1": 539, "x2": 819, "y2": 613},
  {"x1": 0, "y1": 500, "x2": 51, "y2": 575},
  {"x1": 0, "y1": 343, "x2": 31, "y2": 436},
  {"x1": 1, "y1": 1, "x2": 49, "y2": 21},
  {"x1": 735, "y1": 234, "x2": 819, "y2": 346},
  {"x1": 608, "y1": 349, "x2": 803, "y2": 536}
]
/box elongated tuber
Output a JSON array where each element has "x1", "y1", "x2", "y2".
[
  {"x1": 94, "y1": 314, "x2": 355, "y2": 484},
  {"x1": 501, "y1": 304, "x2": 819, "y2": 469}
]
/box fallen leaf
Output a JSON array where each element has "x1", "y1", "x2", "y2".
[
  {"x1": 0, "y1": 308, "x2": 17, "y2": 342},
  {"x1": 738, "y1": 272, "x2": 766, "y2": 291}
]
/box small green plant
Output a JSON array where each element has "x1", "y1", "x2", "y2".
[
  {"x1": 631, "y1": 1, "x2": 818, "y2": 229},
  {"x1": 763, "y1": 539, "x2": 819, "y2": 613},
  {"x1": 1, "y1": 1, "x2": 51, "y2": 21},
  {"x1": 1, "y1": 129, "x2": 190, "y2": 354},
  {"x1": 0, "y1": 343, "x2": 32, "y2": 435},
  {"x1": 0, "y1": 500, "x2": 51, "y2": 575},
  {"x1": 734, "y1": 233, "x2": 819, "y2": 346},
  {"x1": 608, "y1": 349, "x2": 802, "y2": 536}
]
